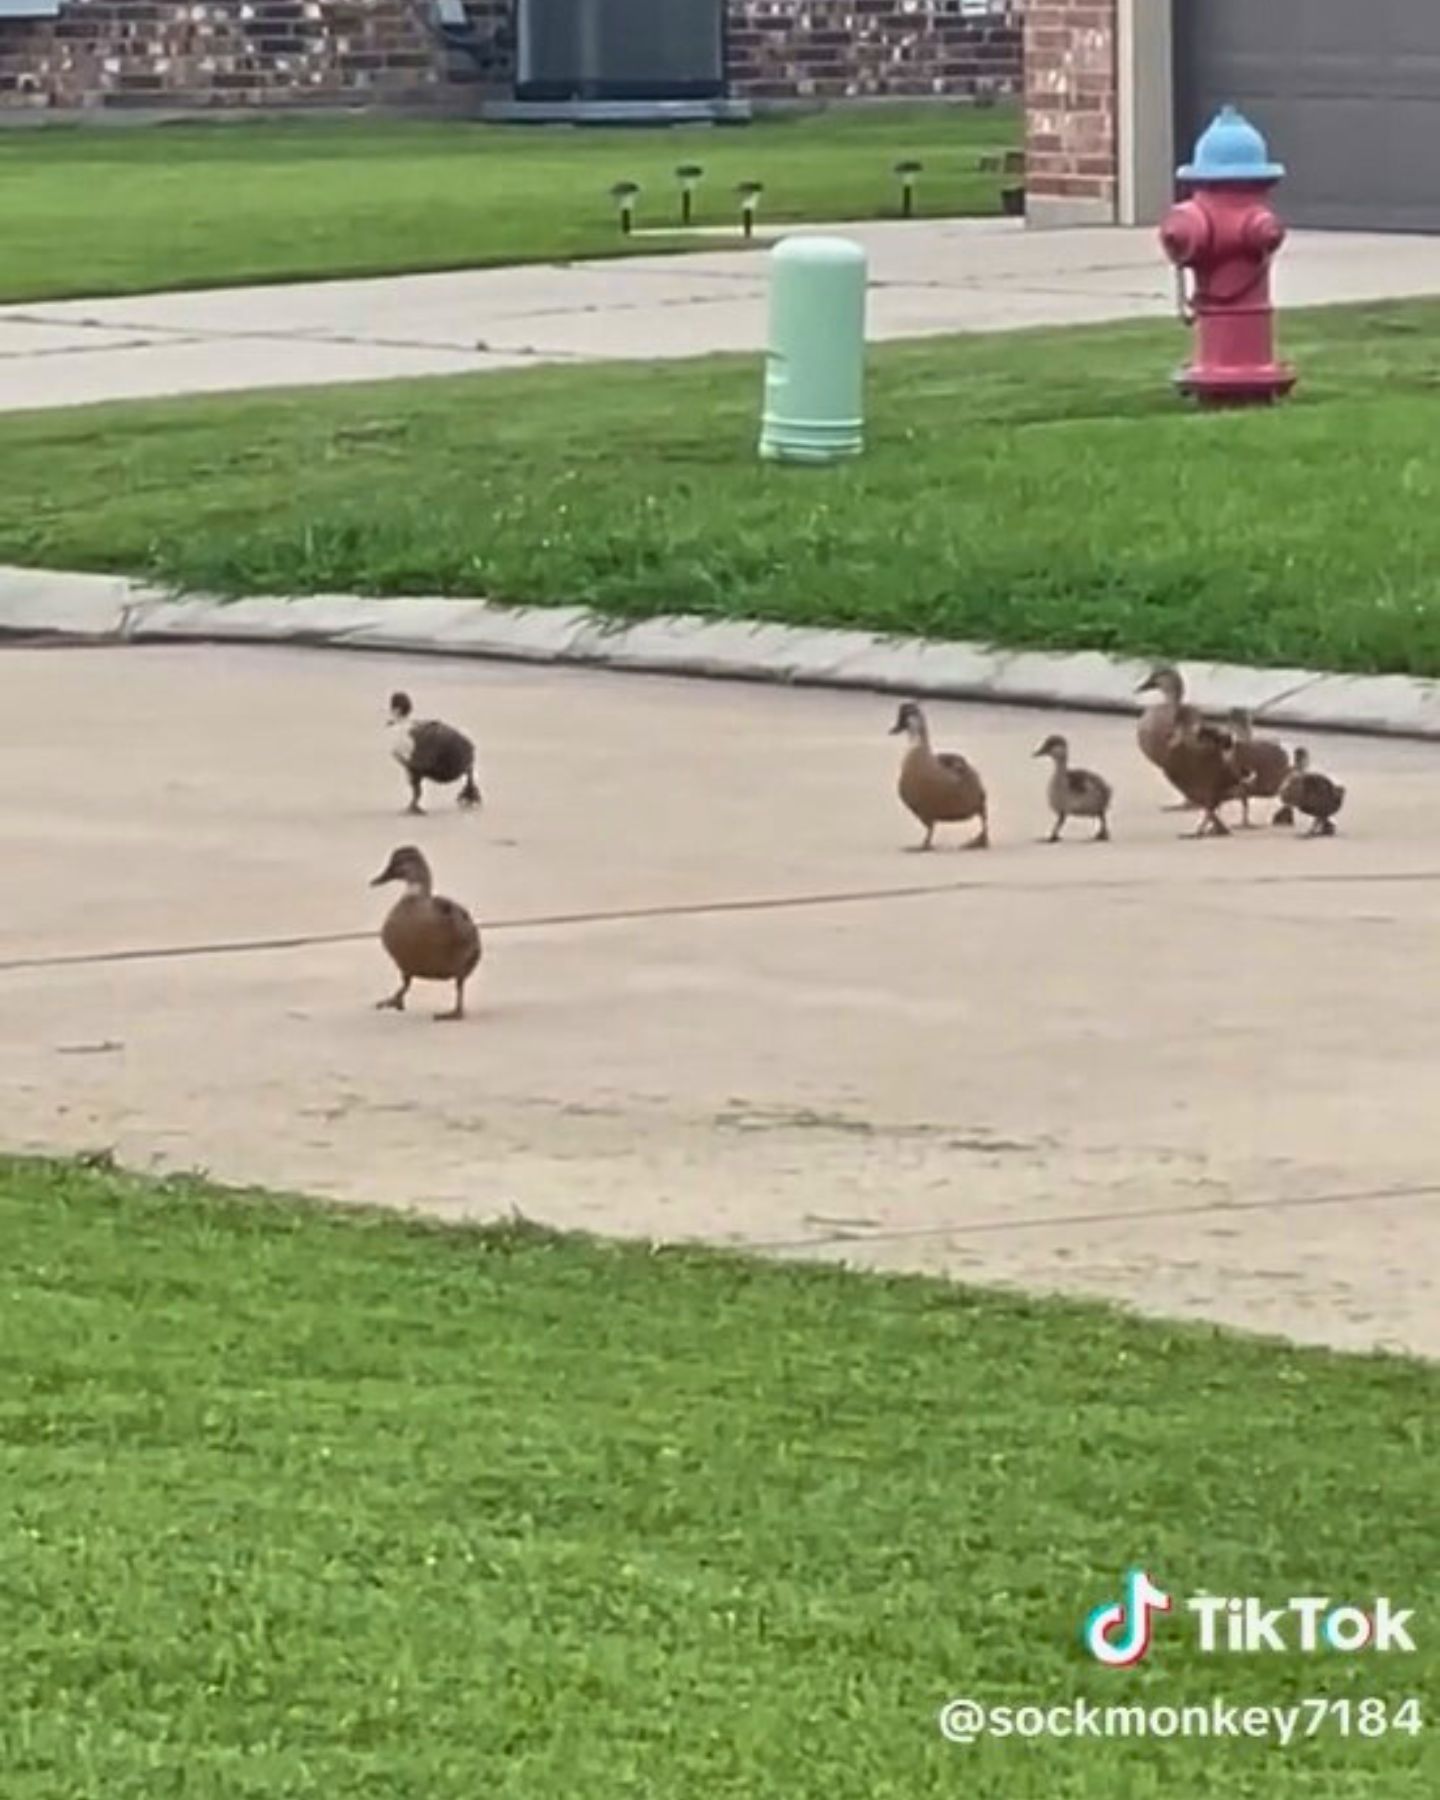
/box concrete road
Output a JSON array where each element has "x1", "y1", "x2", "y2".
[
  {"x1": 4, "y1": 219, "x2": 1440, "y2": 412},
  {"x1": 3, "y1": 641, "x2": 1439, "y2": 1357}
]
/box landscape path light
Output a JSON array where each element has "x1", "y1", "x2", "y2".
[
  {"x1": 894, "y1": 159, "x2": 923, "y2": 219},
  {"x1": 675, "y1": 163, "x2": 704, "y2": 226},
  {"x1": 609, "y1": 180, "x2": 640, "y2": 236}
]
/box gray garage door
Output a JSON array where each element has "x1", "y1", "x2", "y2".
[{"x1": 1175, "y1": 0, "x2": 1440, "y2": 230}]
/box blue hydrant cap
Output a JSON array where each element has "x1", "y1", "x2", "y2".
[{"x1": 1177, "y1": 105, "x2": 1285, "y2": 183}]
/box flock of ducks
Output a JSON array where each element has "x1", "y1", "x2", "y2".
[
  {"x1": 374, "y1": 669, "x2": 1348, "y2": 1021},
  {"x1": 890, "y1": 665, "x2": 1346, "y2": 852}
]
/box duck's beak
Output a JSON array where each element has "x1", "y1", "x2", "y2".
[
  {"x1": 887, "y1": 718, "x2": 905, "y2": 736},
  {"x1": 369, "y1": 869, "x2": 394, "y2": 888},
  {"x1": 1135, "y1": 675, "x2": 1157, "y2": 695},
  {"x1": 1032, "y1": 744, "x2": 1047, "y2": 758}
]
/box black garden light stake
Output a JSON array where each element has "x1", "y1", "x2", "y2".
[
  {"x1": 894, "y1": 159, "x2": 923, "y2": 219},
  {"x1": 610, "y1": 180, "x2": 640, "y2": 236},
  {"x1": 675, "y1": 163, "x2": 704, "y2": 227},
  {"x1": 736, "y1": 181, "x2": 764, "y2": 240}
]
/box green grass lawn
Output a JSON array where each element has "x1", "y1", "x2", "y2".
[
  {"x1": 0, "y1": 108, "x2": 1016, "y2": 303},
  {"x1": 1, "y1": 1156, "x2": 1435, "y2": 1797},
  {"x1": 5, "y1": 300, "x2": 1440, "y2": 675}
]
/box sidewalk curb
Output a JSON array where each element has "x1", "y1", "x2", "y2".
[{"x1": 4, "y1": 566, "x2": 1440, "y2": 741}]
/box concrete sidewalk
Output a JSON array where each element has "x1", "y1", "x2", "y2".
[
  {"x1": 3, "y1": 641, "x2": 1438, "y2": 1357},
  {"x1": 5, "y1": 218, "x2": 1440, "y2": 413}
]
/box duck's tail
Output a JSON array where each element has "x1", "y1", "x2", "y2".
[{"x1": 459, "y1": 772, "x2": 483, "y2": 810}]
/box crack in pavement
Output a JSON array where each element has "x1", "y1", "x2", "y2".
[
  {"x1": 0, "y1": 308, "x2": 711, "y2": 362},
  {"x1": 0, "y1": 272, "x2": 1170, "y2": 371},
  {"x1": 751, "y1": 1178, "x2": 1440, "y2": 1252},
  {"x1": 5, "y1": 863, "x2": 1440, "y2": 976},
  {"x1": 752, "y1": 1180, "x2": 1440, "y2": 1252},
  {"x1": 0, "y1": 312, "x2": 516, "y2": 358},
  {"x1": 0, "y1": 335, "x2": 190, "y2": 362}
]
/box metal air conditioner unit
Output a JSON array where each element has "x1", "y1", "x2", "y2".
[{"x1": 516, "y1": 0, "x2": 726, "y2": 103}]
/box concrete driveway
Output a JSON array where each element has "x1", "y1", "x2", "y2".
[
  {"x1": 3, "y1": 640, "x2": 1438, "y2": 1357},
  {"x1": 5, "y1": 219, "x2": 1440, "y2": 412}
]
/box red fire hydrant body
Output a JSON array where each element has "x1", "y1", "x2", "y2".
[{"x1": 1159, "y1": 106, "x2": 1296, "y2": 408}]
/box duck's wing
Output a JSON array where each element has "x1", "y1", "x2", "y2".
[
  {"x1": 1315, "y1": 775, "x2": 1346, "y2": 815},
  {"x1": 407, "y1": 720, "x2": 475, "y2": 780},
  {"x1": 433, "y1": 894, "x2": 477, "y2": 932},
  {"x1": 1067, "y1": 769, "x2": 1111, "y2": 804},
  {"x1": 432, "y1": 895, "x2": 482, "y2": 963}
]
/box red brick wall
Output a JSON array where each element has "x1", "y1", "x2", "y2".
[
  {"x1": 0, "y1": 0, "x2": 1021, "y2": 112},
  {"x1": 729, "y1": 1, "x2": 1020, "y2": 102},
  {"x1": 1024, "y1": 0, "x2": 1118, "y2": 217},
  {"x1": 0, "y1": 1, "x2": 508, "y2": 109}
]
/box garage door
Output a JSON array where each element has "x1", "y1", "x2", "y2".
[{"x1": 1175, "y1": 0, "x2": 1440, "y2": 230}]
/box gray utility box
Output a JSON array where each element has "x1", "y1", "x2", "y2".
[{"x1": 516, "y1": 0, "x2": 725, "y2": 102}]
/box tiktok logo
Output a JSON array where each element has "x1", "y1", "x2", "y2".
[{"x1": 1083, "y1": 1569, "x2": 1173, "y2": 1668}]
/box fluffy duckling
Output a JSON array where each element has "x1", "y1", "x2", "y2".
[
  {"x1": 1136, "y1": 665, "x2": 1198, "y2": 811},
  {"x1": 889, "y1": 701, "x2": 989, "y2": 851},
  {"x1": 1033, "y1": 734, "x2": 1113, "y2": 843},
  {"x1": 1227, "y1": 708, "x2": 1294, "y2": 828},
  {"x1": 387, "y1": 692, "x2": 482, "y2": 816},
  {"x1": 371, "y1": 845, "x2": 482, "y2": 1021},
  {"x1": 1161, "y1": 705, "x2": 1246, "y2": 838},
  {"x1": 1279, "y1": 747, "x2": 1346, "y2": 837}
]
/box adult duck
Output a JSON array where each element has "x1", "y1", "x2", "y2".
[{"x1": 370, "y1": 845, "x2": 482, "y2": 1021}]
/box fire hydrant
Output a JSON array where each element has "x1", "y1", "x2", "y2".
[{"x1": 1159, "y1": 106, "x2": 1296, "y2": 407}]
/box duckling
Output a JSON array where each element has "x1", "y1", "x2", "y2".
[
  {"x1": 1279, "y1": 747, "x2": 1346, "y2": 837},
  {"x1": 387, "y1": 692, "x2": 482, "y2": 816},
  {"x1": 370, "y1": 845, "x2": 481, "y2": 1021},
  {"x1": 1161, "y1": 705, "x2": 1246, "y2": 838},
  {"x1": 889, "y1": 700, "x2": 989, "y2": 851},
  {"x1": 1136, "y1": 665, "x2": 1197, "y2": 810},
  {"x1": 1033, "y1": 734, "x2": 1113, "y2": 842},
  {"x1": 1227, "y1": 708, "x2": 1294, "y2": 827}
]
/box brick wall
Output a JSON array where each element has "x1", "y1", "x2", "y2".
[
  {"x1": 0, "y1": 2, "x2": 517, "y2": 110},
  {"x1": 0, "y1": 0, "x2": 1021, "y2": 113},
  {"x1": 1024, "y1": 0, "x2": 1117, "y2": 222},
  {"x1": 729, "y1": 1, "x2": 1020, "y2": 102}
]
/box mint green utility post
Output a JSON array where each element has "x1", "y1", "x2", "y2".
[{"x1": 760, "y1": 236, "x2": 867, "y2": 464}]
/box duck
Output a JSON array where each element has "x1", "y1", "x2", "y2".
[
  {"x1": 387, "y1": 691, "x2": 482, "y2": 815},
  {"x1": 1160, "y1": 705, "x2": 1246, "y2": 838},
  {"x1": 1227, "y1": 708, "x2": 1294, "y2": 827},
  {"x1": 370, "y1": 845, "x2": 482, "y2": 1021},
  {"x1": 1136, "y1": 664, "x2": 1185, "y2": 766},
  {"x1": 1136, "y1": 665, "x2": 1198, "y2": 810},
  {"x1": 889, "y1": 700, "x2": 989, "y2": 851},
  {"x1": 1279, "y1": 747, "x2": 1346, "y2": 837},
  {"x1": 1033, "y1": 734, "x2": 1113, "y2": 842}
]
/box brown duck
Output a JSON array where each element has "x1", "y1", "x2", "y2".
[
  {"x1": 388, "y1": 691, "x2": 482, "y2": 815},
  {"x1": 1136, "y1": 665, "x2": 1196, "y2": 810},
  {"x1": 1227, "y1": 708, "x2": 1294, "y2": 827},
  {"x1": 1279, "y1": 747, "x2": 1346, "y2": 837},
  {"x1": 890, "y1": 700, "x2": 989, "y2": 851},
  {"x1": 371, "y1": 845, "x2": 482, "y2": 1021},
  {"x1": 1161, "y1": 705, "x2": 1246, "y2": 838},
  {"x1": 1033, "y1": 734, "x2": 1113, "y2": 843}
]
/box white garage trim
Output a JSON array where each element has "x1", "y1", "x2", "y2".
[{"x1": 1117, "y1": 0, "x2": 1176, "y2": 226}]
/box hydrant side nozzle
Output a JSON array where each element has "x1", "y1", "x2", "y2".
[
  {"x1": 1159, "y1": 200, "x2": 1211, "y2": 269},
  {"x1": 1241, "y1": 207, "x2": 1287, "y2": 259}
]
